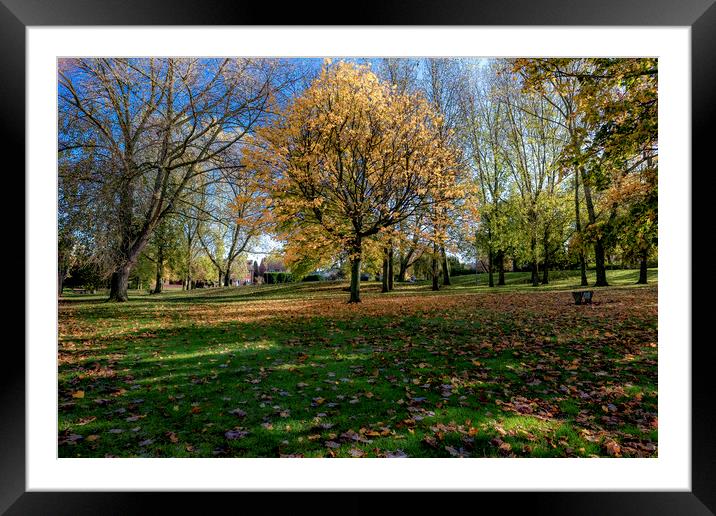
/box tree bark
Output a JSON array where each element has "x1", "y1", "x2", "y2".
[
  {"x1": 594, "y1": 239, "x2": 608, "y2": 286},
  {"x1": 108, "y1": 178, "x2": 156, "y2": 301},
  {"x1": 223, "y1": 258, "x2": 234, "y2": 287},
  {"x1": 431, "y1": 242, "x2": 440, "y2": 291},
  {"x1": 398, "y1": 262, "x2": 408, "y2": 283},
  {"x1": 497, "y1": 250, "x2": 505, "y2": 286},
  {"x1": 638, "y1": 248, "x2": 648, "y2": 284},
  {"x1": 58, "y1": 269, "x2": 66, "y2": 297},
  {"x1": 530, "y1": 234, "x2": 539, "y2": 287},
  {"x1": 487, "y1": 247, "x2": 494, "y2": 288},
  {"x1": 152, "y1": 246, "x2": 164, "y2": 294},
  {"x1": 541, "y1": 227, "x2": 550, "y2": 285},
  {"x1": 388, "y1": 243, "x2": 394, "y2": 291},
  {"x1": 574, "y1": 170, "x2": 588, "y2": 286},
  {"x1": 109, "y1": 267, "x2": 132, "y2": 302},
  {"x1": 580, "y1": 168, "x2": 608, "y2": 287},
  {"x1": 398, "y1": 245, "x2": 416, "y2": 283},
  {"x1": 381, "y1": 247, "x2": 389, "y2": 293},
  {"x1": 348, "y1": 238, "x2": 362, "y2": 303},
  {"x1": 440, "y1": 246, "x2": 451, "y2": 286}
]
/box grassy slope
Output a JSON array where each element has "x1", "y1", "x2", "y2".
[{"x1": 58, "y1": 269, "x2": 658, "y2": 458}]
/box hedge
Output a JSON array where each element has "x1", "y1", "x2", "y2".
[
  {"x1": 301, "y1": 274, "x2": 322, "y2": 282},
  {"x1": 263, "y1": 272, "x2": 295, "y2": 284}
]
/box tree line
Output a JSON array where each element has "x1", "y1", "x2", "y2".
[{"x1": 58, "y1": 57, "x2": 657, "y2": 302}]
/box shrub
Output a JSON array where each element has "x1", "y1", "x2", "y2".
[
  {"x1": 450, "y1": 269, "x2": 477, "y2": 277},
  {"x1": 264, "y1": 272, "x2": 295, "y2": 284},
  {"x1": 302, "y1": 274, "x2": 322, "y2": 282}
]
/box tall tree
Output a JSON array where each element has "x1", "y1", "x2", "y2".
[
  {"x1": 513, "y1": 58, "x2": 657, "y2": 286},
  {"x1": 420, "y1": 58, "x2": 469, "y2": 287},
  {"x1": 59, "y1": 58, "x2": 284, "y2": 301},
  {"x1": 249, "y1": 61, "x2": 460, "y2": 302},
  {"x1": 496, "y1": 68, "x2": 566, "y2": 287},
  {"x1": 459, "y1": 61, "x2": 511, "y2": 288}
]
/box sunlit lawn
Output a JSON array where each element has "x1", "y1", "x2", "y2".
[{"x1": 58, "y1": 269, "x2": 657, "y2": 458}]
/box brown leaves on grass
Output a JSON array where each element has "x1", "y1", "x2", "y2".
[{"x1": 59, "y1": 285, "x2": 657, "y2": 458}]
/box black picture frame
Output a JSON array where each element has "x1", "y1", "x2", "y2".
[{"x1": 2, "y1": 1, "x2": 712, "y2": 514}]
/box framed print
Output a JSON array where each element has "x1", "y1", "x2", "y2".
[{"x1": 3, "y1": 0, "x2": 714, "y2": 513}]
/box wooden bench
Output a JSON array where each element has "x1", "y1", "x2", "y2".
[{"x1": 572, "y1": 290, "x2": 593, "y2": 305}]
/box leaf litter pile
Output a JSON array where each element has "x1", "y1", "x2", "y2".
[{"x1": 58, "y1": 283, "x2": 657, "y2": 458}]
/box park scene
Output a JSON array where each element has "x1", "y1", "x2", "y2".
[{"x1": 58, "y1": 57, "x2": 658, "y2": 458}]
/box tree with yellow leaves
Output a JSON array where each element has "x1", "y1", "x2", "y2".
[{"x1": 247, "y1": 61, "x2": 460, "y2": 302}]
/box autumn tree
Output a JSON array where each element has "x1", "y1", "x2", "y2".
[
  {"x1": 249, "y1": 61, "x2": 460, "y2": 302},
  {"x1": 420, "y1": 58, "x2": 469, "y2": 287}
]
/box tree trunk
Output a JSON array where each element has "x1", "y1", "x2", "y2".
[
  {"x1": 574, "y1": 168, "x2": 589, "y2": 287},
  {"x1": 109, "y1": 267, "x2": 131, "y2": 302},
  {"x1": 594, "y1": 239, "x2": 608, "y2": 286},
  {"x1": 440, "y1": 246, "x2": 451, "y2": 286},
  {"x1": 152, "y1": 246, "x2": 164, "y2": 294},
  {"x1": 348, "y1": 238, "x2": 362, "y2": 303},
  {"x1": 224, "y1": 259, "x2": 233, "y2": 287},
  {"x1": 431, "y1": 243, "x2": 440, "y2": 291},
  {"x1": 638, "y1": 248, "x2": 648, "y2": 284},
  {"x1": 512, "y1": 257, "x2": 519, "y2": 273},
  {"x1": 398, "y1": 246, "x2": 415, "y2": 283},
  {"x1": 580, "y1": 168, "x2": 608, "y2": 287},
  {"x1": 487, "y1": 246, "x2": 494, "y2": 287},
  {"x1": 381, "y1": 248, "x2": 389, "y2": 293},
  {"x1": 497, "y1": 250, "x2": 505, "y2": 286},
  {"x1": 398, "y1": 262, "x2": 407, "y2": 283},
  {"x1": 58, "y1": 269, "x2": 66, "y2": 297},
  {"x1": 388, "y1": 244, "x2": 394, "y2": 291},
  {"x1": 541, "y1": 227, "x2": 550, "y2": 285},
  {"x1": 530, "y1": 234, "x2": 539, "y2": 287}
]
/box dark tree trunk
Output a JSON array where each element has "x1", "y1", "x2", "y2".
[
  {"x1": 440, "y1": 246, "x2": 451, "y2": 286},
  {"x1": 594, "y1": 239, "x2": 608, "y2": 286},
  {"x1": 398, "y1": 262, "x2": 407, "y2": 283},
  {"x1": 638, "y1": 248, "x2": 648, "y2": 284},
  {"x1": 388, "y1": 244, "x2": 394, "y2": 291},
  {"x1": 431, "y1": 243, "x2": 440, "y2": 291},
  {"x1": 109, "y1": 267, "x2": 131, "y2": 302},
  {"x1": 497, "y1": 250, "x2": 505, "y2": 286},
  {"x1": 487, "y1": 247, "x2": 494, "y2": 287},
  {"x1": 574, "y1": 168, "x2": 589, "y2": 287},
  {"x1": 153, "y1": 246, "x2": 164, "y2": 294},
  {"x1": 398, "y1": 246, "x2": 415, "y2": 283},
  {"x1": 530, "y1": 235, "x2": 539, "y2": 287},
  {"x1": 512, "y1": 257, "x2": 518, "y2": 273},
  {"x1": 580, "y1": 167, "x2": 608, "y2": 287},
  {"x1": 381, "y1": 248, "x2": 389, "y2": 293},
  {"x1": 58, "y1": 269, "x2": 66, "y2": 297},
  {"x1": 541, "y1": 227, "x2": 550, "y2": 285},
  {"x1": 348, "y1": 238, "x2": 362, "y2": 303},
  {"x1": 224, "y1": 259, "x2": 234, "y2": 287}
]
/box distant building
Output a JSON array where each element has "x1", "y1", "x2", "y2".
[{"x1": 261, "y1": 256, "x2": 286, "y2": 273}]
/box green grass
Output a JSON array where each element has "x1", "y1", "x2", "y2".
[{"x1": 58, "y1": 269, "x2": 658, "y2": 458}]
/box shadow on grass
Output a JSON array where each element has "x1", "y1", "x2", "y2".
[{"x1": 59, "y1": 297, "x2": 658, "y2": 458}]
